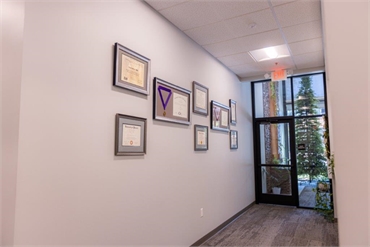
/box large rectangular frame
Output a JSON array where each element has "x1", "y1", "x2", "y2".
[
  {"x1": 113, "y1": 42, "x2": 151, "y2": 95},
  {"x1": 153, "y1": 77, "x2": 191, "y2": 125},
  {"x1": 229, "y1": 99, "x2": 237, "y2": 124},
  {"x1": 193, "y1": 81, "x2": 209, "y2": 116},
  {"x1": 230, "y1": 130, "x2": 238, "y2": 149},
  {"x1": 194, "y1": 125, "x2": 208, "y2": 151},
  {"x1": 115, "y1": 114, "x2": 147, "y2": 156},
  {"x1": 210, "y1": 100, "x2": 230, "y2": 132}
]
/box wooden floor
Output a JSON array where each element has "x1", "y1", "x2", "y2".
[{"x1": 201, "y1": 204, "x2": 338, "y2": 246}]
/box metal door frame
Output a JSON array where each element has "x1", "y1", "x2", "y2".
[{"x1": 254, "y1": 117, "x2": 298, "y2": 206}]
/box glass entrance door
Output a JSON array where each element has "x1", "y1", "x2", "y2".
[{"x1": 255, "y1": 119, "x2": 298, "y2": 206}]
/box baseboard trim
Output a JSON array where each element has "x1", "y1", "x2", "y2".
[{"x1": 190, "y1": 201, "x2": 255, "y2": 246}]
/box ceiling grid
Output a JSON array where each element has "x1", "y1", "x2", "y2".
[{"x1": 145, "y1": 0, "x2": 325, "y2": 80}]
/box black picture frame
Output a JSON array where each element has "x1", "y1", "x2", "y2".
[
  {"x1": 115, "y1": 114, "x2": 147, "y2": 156},
  {"x1": 230, "y1": 130, "x2": 238, "y2": 149},
  {"x1": 230, "y1": 99, "x2": 237, "y2": 125},
  {"x1": 153, "y1": 77, "x2": 191, "y2": 125},
  {"x1": 210, "y1": 100, "x2": 230, "y2": 132},
  {"x1": 193, "y1": 81, "x2": 209, "y2": 116},
  {"x1": 113, "y1": 42, "x2": 151, "y2": 95},
  {"x1": 194, "y1": 125, "x2": 208, "y2": 151}
]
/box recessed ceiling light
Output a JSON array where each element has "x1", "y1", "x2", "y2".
[{"x1": 248, "y1": 44, "x2": 290, "y2": 62}]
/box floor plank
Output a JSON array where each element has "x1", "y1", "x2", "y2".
[{"x1": 201, "y1": 204, "x2": 338, "y2": 247}]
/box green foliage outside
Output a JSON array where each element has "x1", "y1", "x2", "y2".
[{"x1": 295, "y1": 76, "x2": 327, "y2": 182}]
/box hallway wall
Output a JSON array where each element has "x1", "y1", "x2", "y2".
[
  {"x1": 1, "y1": 2, "x2": 25, "y2": 245},
  {"x1": 2, "y1": 1, "x2": 254, "y2": 246},
  {"x1": 322, "y1": 1, "x2": 369, "y2": 245}
]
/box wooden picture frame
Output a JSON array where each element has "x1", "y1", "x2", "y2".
[
  {"x1": 113, "y1": 42, "x2": 151, "y2": 95},
  {"x1": 193, "y1": 81, "x2": 209, "y2": 116},
  {"x1": 115, "y1": 114, "x2": 147, "y2": 156},
  {"x1": 153, "y1": 77, "x2": 191, "y2": 125},
  {"x1": 230, "y1": 130, "x2": 238, "y2": 149},
  {"x1": 194, "y1": 125, "x2": 208, "y2": 151},
  {"x1": 230, "y1": 99, "x2": 237, "y2": 124},
  {"x1": 210, "y1": 100, "x2": 230, "y2": 132}
]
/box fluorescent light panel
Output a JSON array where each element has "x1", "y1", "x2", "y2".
[{"x1": 249, "y1": 44, "x2": 290, "y2": 62}]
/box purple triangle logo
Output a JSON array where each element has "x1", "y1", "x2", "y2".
[{"x1": 158, "y1": 85, "x2": 172, "y2": 110}]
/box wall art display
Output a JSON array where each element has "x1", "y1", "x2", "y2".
[
  {"x1": 115, "y1": 114, "x2": 147, "y2": 156},
  {"x1": 230, "y1": 130, "x2": 238, "y2": 149},
  {"x1": 113, "y1": 42, "x2": 151, "y2": 95},
  {"x1": 192, "y1": 81, "x2": 209, "y2": 116},
  {"x1": 194, "y1": 125, "x2": 208, "y2": 151},
  {"x1": 230, "y1": 99, "x2": 237, "y2": 124},
  {"x1": 153, "y1": 77, "x2": 191, "y2": 125},
  {"x1": 210, "y1": 100, "x2": 230, "y2": 132}
]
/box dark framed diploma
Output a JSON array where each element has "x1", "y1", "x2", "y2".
[
  {"x1": 113, "y1": 43, "x2": 151, "y2": 95},
  {"x1": 210, "y1": 100, "x2": 230, "y2": 132},
  {"x1": 153, "y1": 77, "x2": 191, "y2": 125},
  {"x1": 194, "y1": 125, "x2": 208, "y2": 151},
  {"x1": 115, "y1": 114, "x2": 147, "y2": 156},
  {"x1": 230, "y1": 130, "x2": 238, "y2": 149},
  {"x1": 193, "y1": 81, "x2": 209, "y2": 116},
  {"x1": 229, "y1": 99, "x2": 237, "y2": 124}
]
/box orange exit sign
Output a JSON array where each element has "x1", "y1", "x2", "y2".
[{"x1": 271, "y1": 70, "x2": 287, "y2": 81}]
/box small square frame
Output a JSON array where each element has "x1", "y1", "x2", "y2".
[
  {"x1": 211, "y1": 100, "x2": 230, "y2": 132},
  {"x1": 113, "y1": 42, "x2": 151, "y2": 95},
  {"x1": 194, "y1": 125, "x2": 208, "y2": 151},
  {"x1": 193, "y1": 81, "x2": 209, "y2": 116},
  {"x1": 229, "y1": 99, "x2": 237, "y2": 124},
  {"x1": 115, "y1": 114, "x2": 147, "y2": 156},
  {"x1": 153, "y1": 77, "x2": 191, "y2": 125},
  {"x1": 230, "y1": 130, "x2": 238, "y2": 149}
]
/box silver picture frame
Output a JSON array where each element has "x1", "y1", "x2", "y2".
[
  {"x1": 113, "y1": 42, "x2": 151, "y2": 95},
  {"x1": 193, "y1": 81, "x2": 209, "y2": 116},
  {"x1": 153, "y1": 77, "x2": 191, "y2": 125},
  {"x1": 194, "y1": 125, "x2": 208, "y2": 151},
  {"x1": 115, "y1": 114, "x2": 147, "y2": 156},
  {"x1": 210, "y1": 100, "x2": 230, "y2": 132}
]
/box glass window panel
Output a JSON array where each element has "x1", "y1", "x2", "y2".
[
  {"x1": 254, "y1": 80, "x2": 292, "y2": 118},
  {"x1": 259, "y1": 122, "x2": 291, "y2": 165},
  {"x1": 293, "y1": 74, "x2": 326, "y2": 116},
  {"x1": 261, "y1": 166, "x2": 292, "y2": 195},
  {"x1": 295, "y1": 116, "x2": 328, "y2": 183}
]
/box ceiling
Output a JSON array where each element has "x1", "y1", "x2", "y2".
[{"x1": 145, "y1": 0, "x2": 325, "y2": 81}]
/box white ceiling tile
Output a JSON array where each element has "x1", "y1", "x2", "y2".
[
  {"x1": 145, "y1": 0, "x2": 189, "y2": 11},
  {"x1": 270, "y1": 0, "x2": 298, "y2": 7},
  {"x1": 225, "y1": 8, "x2": 278, "y2": 38},
  {"x1": 229, "y1": 63, "x2": 264, "y2": 75},
  {"x1": 257, "y1": 56, "x2": 296, "y2": 71},
  {"x1": 282, "y1": 20, "x2": 322, "y2": 43},
  {"x1": 203, "y1": 29, "x2": 284, "y2": 57},
  {"x1": 274, "y1": 0, "x2": 321, "y2": 27},
  {"x1": 288, "y1": 38, "x2": 323, "y2": 56},
  {"x1": 184, "y1": 21, "x2": 235, "y2": 45},
  {"x1": 209, "y1": 0, "x2": 270, "y2": 20},
  {"x1": 159, "y1": 1, "x2": 221, "y2": 31},
  {"x1": 218, "y1": 53, "x2": 256, "y2": 67},
  {"x1": 293, "y1": 51, "x2": 324, "y2": 69}
]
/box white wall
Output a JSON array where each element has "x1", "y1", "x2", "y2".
[
  {"x1": 1, "y1": 2, "x2": 25, "y2": 246},
  {"x1": 2, "y1": 1, "x2": 254, "y2": 246},
  {"x1": 322, "y1": 1, "x2": 369, "y2": 245}
]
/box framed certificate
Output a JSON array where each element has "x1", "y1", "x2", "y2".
[
  {"x1": 114, "y1": 43, "x2": 151, "y2": 95},
  {"x1": 230, "y1": 130, "x2": 238, "y2": 149},
  {"x1": 193, "y1": 81, "x2": 209, "y2": 116},
  {"x1": 229, "y1": 99, "x2": 237, "y2": 125},
  {"x1": 115, "y1": 114, "x2": 147, "y2": 156},
  {"x1": 194, "y1": 125, "x2": 208, "y2": 151},
  {"x1": 153, "y1": 77, "x2": 191, "y2": 125},
  {"x1": 210, "y1": 100, "x2": 230, "y2": 132}
]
